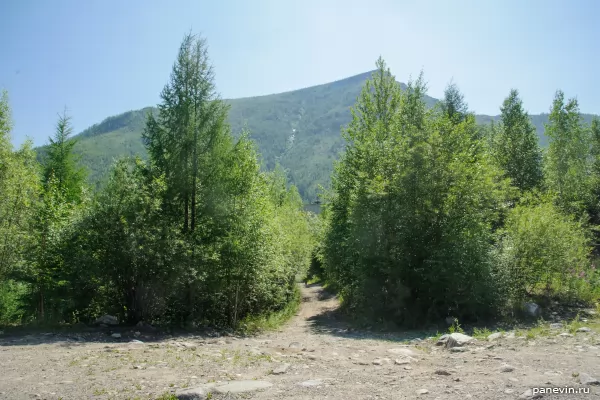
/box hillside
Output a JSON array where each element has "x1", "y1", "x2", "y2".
[{"x1": 52, "y1": 72, "x2": 596, "y2": 201}]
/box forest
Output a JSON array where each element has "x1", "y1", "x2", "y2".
[{"x1": 1, "y1": 33, "x2": 599, "y2": 330}]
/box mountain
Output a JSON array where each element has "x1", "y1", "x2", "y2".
[{"x1": 48, "y1": 71, "x2": 597, "y2": 201}]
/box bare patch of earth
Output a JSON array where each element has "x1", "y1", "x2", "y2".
[{"x1": 1, "y1": 285, "x2": 599, "y2": 399}]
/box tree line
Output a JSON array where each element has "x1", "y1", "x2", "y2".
[
  {"x1": 0, "y1": 33, "x2": 315, "y2": 329},
  {"x1": 314, "y1": 58, "x2": 600, "y2": 326},
  {"x1": 1, "y1": 35, "x2": 599, "y2": 329}
]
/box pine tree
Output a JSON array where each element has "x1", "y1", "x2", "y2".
[
  {"x1": 143, "y1": 33, "x2": 229, "y2": 233},
  {"x1": 441, "y1": 81, "x2": 469, "y2": 124},
  {"x1": 42, "y1": 110, "x2": 86, "y2": 204},
  {"x1": 492, "y1": 89, "x2": 543, "y2": 192},
  {"x1": 544, "y1": 90, "x2": 591, "y2": 215}
]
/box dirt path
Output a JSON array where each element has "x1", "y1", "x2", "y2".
[{"x1": 1, "y1": 285, "x2": 599, "y2": 399}]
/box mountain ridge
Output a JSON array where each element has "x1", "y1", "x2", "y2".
[{"x1": 50, "y1": 71, "x2": 597, "y2": 201}]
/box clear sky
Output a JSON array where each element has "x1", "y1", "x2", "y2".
[{"x1": 1, "y1": 0, "x2": 598, "y2": 147}]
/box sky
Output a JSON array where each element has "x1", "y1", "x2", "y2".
[{"x1": 1, "y1": 0, "x2": 598, "y2": 147}]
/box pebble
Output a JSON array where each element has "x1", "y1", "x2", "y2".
[
  {"x1": 416, "y1": 388, "x2": 429, "y2": 395},
  {"x1": 499, "y1": 364, "x2": 515, "y2": 373},
  {"x1": 577, "y1": 327, "x2": 592, "y2": 333}
]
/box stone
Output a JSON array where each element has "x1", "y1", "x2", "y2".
[
  {"x1": 111, "y1": 333, "x2": 121, "y2": 338},
  {"x1": 212, "y1": 380, "x2": 273, "y2": 394},
  {"x1": 445, "y1": 333, "x2": 473, "y2": 349},
  {"x1": 298, "y1": 379, "x2": 323, "y2": 387},
  {"x1": 416, "y1": 388, "x2": 429, "y2": 395},
  {"x1": 487, "y1": 332, "x2": 502, "y2": 341},
  {"x1": 272, "y1": 363, "x2": 290, "y2": 375},
  {"x1": 435, "y1": 369, "x2": 451, "y2": 376},
  {"x1": 372, "y1": 359, "x2": 383, "y2": 366},
  {"x1": 129, "y1": 339, "x2": 143, "y2": 344},
  {"x1": 579, "y1": 372, "x2": 600, "y2": 385},
  {"x1": 523, "y1": 302, "x2": 541, "y2": 318},
  {"x1": 558, "y1": 333, "x2": 574, "y2": 337},
  {"x1": 394, "y1": 358, "x2": 411, "y2": 365},
  {"x1": 450, "y1": 347, "x2": 468, "y2": 353},
  {"x1": 134, "y1": 331, "x2": 141, "y2": 337},
  {"x1": 436, "y1": 334, "x2": 450, "y2": 346},
  {"x1": 388, "y1": 348, "x2": 417, "y2": 357},
  {"x1": 549, "y1": 323, "x2": 563, "y2": 330},
  {"x1": 519, "y1": 388, "x2": 543, "y2": 399},
  {"x1": 94, "y1": 315, "x2": 118, "y2": 325},
  {"x1": 175, "y1": 387, "x2": 207, "y2": 400},
  {"x1": 577, "y1": 327, "x2": 592, "y2": 333},
  {"x1": 499, "y1": 364, "x2": 515, "y2": 373},
  {"x1": 288, "y1": 342, "x2": 303, "y2": 349}
]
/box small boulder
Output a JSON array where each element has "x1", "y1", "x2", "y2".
[
  {"x1": 577, "y1": 327, "x2": 592, "y2": 333},
  {"x1": 519, "y1": 388, "x2": 543, "y2": 399},
  {"x1": 272, "y1": 363, "x2": 290, "y2": 375},
  {"x1": 435, "y1": 369, "x2": 451, "y2": 376},
  {"x1": 416, "y1": 388, "x2": 429, "y2": 395},
  {"x1": 549, "y1": 323, "x2": 563, "y2": 330},
  {"x1": 176, "y1": 387, "x2": 206, "y2": 399},
  {"x1": 487, "y1": 332, "x2": 503, "y2": 341},
  {"x1": 212, "y1": 380, "x2": 273, "y2": 394},
  {"x1": 523, "y1": 302, "x2": 541, "y2": 318},
  {"x1": 436, "y1": 334, "x2": 450, "y2": 346},
  {"x1": 450, "y1": 347, "x2": 468, "y2": 353},
  {"x1": 111, "y1": 333, "x2": 121, "y2": 339},
  {"x1": 94, "y1": 315, "x2": 118, "y2": 326},
  {"x1": 445, "y1": 333, "x2": 473, "y2": 349}
]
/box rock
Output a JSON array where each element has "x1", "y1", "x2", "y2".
[
  {"x1": 388, "y1": 348, "x2": 416, "y2": 357},
  {"x1": 288, "y1": 342, "x2": 303, "y2": 349},
  {"x1": 577, "y1": 327, "x2": 592, "y2": 333},
  {"x1": 94, "y1": 315, "x2": 118, "y2": 325},
  {"x1": 372, "y1": 359, "x2": 383, "y2": 366},
  {"x1": 435, "y1": 369, "x2": 451, "y2": 376},
  {"x1": 523, "y1": 302, "x2": 541, "y2": 318},
  {"x1": 436, "y1": 334, "x2": 450, "y2": 346},
  {"x1": 519, "y1": 388, "x2": 543, "y2": 399},
  {"x1": 558, "y1": 333, "x2": 574, "y2": 337},
  {"x1": 272, "y1": 363, "x2": 290, "y2": 375},
  {"x1": 445, "y1": 333, "x2": 473, "y2": 349},
  {"x1": 129, "y1": 339, "x2": 143, "y2": 344},
  {"x1": 416, "y1": 388, "x2": 429, "y2": 395},
  {"x1": 450, "y1": 347, "x2": 468, "y2": 353},
  {"x1": 111, "y1": 333, "x2": 121, "y2": 338},
  {"x1": 579, "y1": 372, "x2": 600, "y2": 385},
  {"x1": 394, "y1": 358, "x2": 412, "y2": 365},
  {"x1": 504, "y1": 389, "x2": 514, "y2": 394},
  {"x1": 487, "y1": 332, "x2": 502, "y2": 341},
  {"x1": 505, "y1": 331, "x2": 516, "y2": 339},
  {"x1": 134, "y1": 331, "x2": 141, "y2": 337},
  {"x1": 499, "y1": 364, "x2": 515, "y2": 372},
  {"x1": 212, "y1": 380, "x2": 273, "y2": 394},
  {"x1": 175, "y1": 387, "x2": 207, "y2": 399},
  {"x1": 298, "y1": 379, "x2": 323, "y2": 387}
]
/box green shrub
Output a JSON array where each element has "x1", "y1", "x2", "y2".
[{"x1": 494, "y1": 196, "x2": 593, "y2": 305}]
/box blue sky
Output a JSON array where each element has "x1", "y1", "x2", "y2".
[{"x1": 1, "y1": 0, "x2": 598, "y2": 146}]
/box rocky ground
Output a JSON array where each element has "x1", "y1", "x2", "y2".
[{"x1": 1, "y1": 284, "x2": 599, "y2": 400}]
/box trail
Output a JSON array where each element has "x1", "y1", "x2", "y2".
[{"x1": 0, "y1": 285, "x2": 599, "y2": 399}]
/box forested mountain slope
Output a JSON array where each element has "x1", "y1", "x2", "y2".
[{"x1": 45, "y1": 72, "x2": 596, "y2": 201}]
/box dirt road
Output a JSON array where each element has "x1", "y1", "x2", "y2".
[{"x1": 1, "y1": 284, "x2": 599, "y2": 399}]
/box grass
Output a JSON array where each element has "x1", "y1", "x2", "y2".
[
  {"x1": 472, "y1": 327, "x2": 492, "y2": 339},
  {"x1": 236, "y1": 286, "x2": 301, "y2": 334}
]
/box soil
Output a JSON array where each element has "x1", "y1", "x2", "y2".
[{"x1": 1, "y1": 284, "x2": 599, "y2": 399}]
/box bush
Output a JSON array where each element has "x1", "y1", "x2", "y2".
[{"x1": 495, "y1": 196, "x2": 593, "y2": 306}]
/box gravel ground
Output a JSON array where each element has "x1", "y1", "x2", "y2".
[{"x1": 1, "y1": 285, "x2": 599, "y2": 400}]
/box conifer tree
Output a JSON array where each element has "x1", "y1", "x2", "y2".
[{"x1": 492, "y1": 89, "x2": 543, "y2": 192}]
